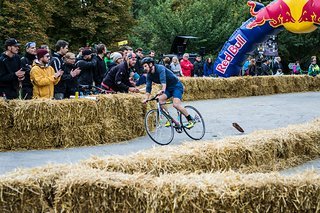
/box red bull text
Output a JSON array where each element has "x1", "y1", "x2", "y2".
[{"x1": 216, "y1": 35, "x2": 247, "y2": 74}]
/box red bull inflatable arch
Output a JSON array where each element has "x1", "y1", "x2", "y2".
[{"x1": 214, "y1": 0, "x2": 320, "y2": 77}]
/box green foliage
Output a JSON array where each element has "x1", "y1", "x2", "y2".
[
  {"x1": 0, "y1": 0, "x2": 134, "y2": 51},
  {"x1": 130, "y1": 0, "x2": 320, "y2": 66}
]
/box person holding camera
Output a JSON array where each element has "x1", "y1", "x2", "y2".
[
  {"x1": 0, "y1": 38, "x2": 25, "y2": 99},
  {"x1": 30, "y1": 49, "x2": 63, "y2": 99}
]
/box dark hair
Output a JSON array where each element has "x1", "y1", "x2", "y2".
[
  {"x1": 119, "y1": 46, "x2": 128, "y2": 52},
  {"x1": 96, "y1": 43, "x2": 106, "y2": 54},
  {"x1": 55, "y1": 40, "x2": 69, "y2": 51},
  {"x1": 135, "y1": 48, "x2": 143, "y2": 52}
]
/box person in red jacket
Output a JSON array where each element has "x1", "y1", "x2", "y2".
[{"x1": 180, "y1": 53, "x2": 193, "y2": 77}]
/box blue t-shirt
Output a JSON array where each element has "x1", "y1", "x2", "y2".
[{"x1": 146, "y1": 64, "x2": 179, "y2": 93}]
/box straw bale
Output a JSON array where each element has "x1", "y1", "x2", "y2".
[
  {"x1": 83, "y1": 119, "x2": 320, "y2": 175},
  {"x1": 9, "y1": 99, "x2": 98, "y2": 132},
  {"x1": 5, "y1": 129, "x2": 58, "y2": 150},
  {"x1": 0, "y1": 99, "x2": 12, "y2": 130},
  {"x1": 57, "y1": 124, "x2": 103, "y2": 147},
  {"x1": 54, "y1": 169, "x2": 320, "y2": 212},
  {"x1": 0, "y1": 164, "x2": 75, "y2": 212}
]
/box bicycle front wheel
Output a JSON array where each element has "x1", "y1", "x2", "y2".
[
  {"x1": 180, "y1": 105, "x2": 205, "y2": 140},
  {"x1": 145, "y1": 109, "x2": 174, "y2": 145}
]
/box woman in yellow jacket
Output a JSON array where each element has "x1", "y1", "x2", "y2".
[{"x1": 30, "y1": 49, "x2": 63, "y2": 98}]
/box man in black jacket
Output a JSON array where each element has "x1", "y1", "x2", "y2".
[
  {"x1": 101, "y1": 53, "x2": 139, "y2": 93},
  {"x1": 94, "y1": 44, "x2": 107, "y2": 86},
  {"x1": 76, "y1": 49, "x2": 97, "y2": 86},
  {"x1": 20, "y1": 42, "x2": 37, "y2": 99},
  {"x1": 0, "y1": 38, "x2": 25, "y2": 99},
  {"x1": 50, "y1": 40, "x2": 69, "y2": 99}
]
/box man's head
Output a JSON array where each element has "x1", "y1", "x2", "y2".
[
  {"x1": 111, "y1": 52, "x2": 123, "y2": 64},
  {"x1": 141, "y1": 57, "x2": 155, "y2": 73},
  {"x1": 182, "y1": 53, "x2": 189, "y2": 60},
  {"x1": 4, "y1": 38, "x2": 20, "y2": 55},
  {"x1": 37, "y1": 49, "x2": 50, "y2": 64},
  {"x1": 64, "y1": 52, "x2": 76, "y2": 65},
  {"x1": 127, "y1": 52, "x2": 137, "y2": 67},
  {"x1": 96, "y1": 43, "x2": 106, "y2": 55},
  {"x1": 149, "y1": 50, "x2": 155, "y2": 58},
  {"x1": 82, "y1": 49, "x2": 92, "y2": 60},
  {"x1": 196, "y1": 55, "x2": 201, "y2": 62},
  {"x1": 135, "y1": 48, "x2": 143, "y2": 58},
  {"x1": 55, "y1": 40, "x2": 69, "y2": 55},
  {"x1": 26, "y1": 42, "x2": 37, "y2": 55}
]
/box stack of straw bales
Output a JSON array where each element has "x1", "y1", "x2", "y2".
[
  {"x1": 180, "y1": 75, "x2": 320, "y2": 101},
  {"x1": 2, "y1": 119, "x2": 320, "y2": 211},
  {"x1": 83, "y1": 119, "x2": 320, "y2": 175},
  {"x1": 2, "y1": 166, "x2": 320, "y2": 212},
  {"x1": 0, "y1": 75, "x2": 320, "y2": 151}
]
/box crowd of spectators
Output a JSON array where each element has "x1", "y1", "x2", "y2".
[{"x1": 1, "y1": 37, "x2": 319, "y2": 100}]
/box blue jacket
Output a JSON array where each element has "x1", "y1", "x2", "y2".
[
  {"x1": 203, "y1": 62, "x2": 214, "y2": 76},
  {"x1": 146, "y1": 64, "x2": 179, "y2": 93}
]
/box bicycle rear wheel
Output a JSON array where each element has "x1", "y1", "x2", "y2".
[
  {"x1": 145, "y1": 109, "x2": 174, "y2": 145},
  {"x1": 180, "y1": 105, "x2": 205, "y2": 140}
]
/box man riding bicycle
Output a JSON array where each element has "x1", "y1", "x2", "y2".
[{"x1": 141, "y1": 57, "x2": 195, "y2": 128}]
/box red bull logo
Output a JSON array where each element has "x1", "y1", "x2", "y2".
[
  {"x1": 247, "y1": 0, "x2": 320, "y2": 33},
  {"x1": 299, "y1": 0, "x2": 320, "y2": 24},
  {"x1": 247, "y1": 0, "x2": 295, "y2": 29},
  {"x1": 216, "y1": 34, "x2": 247, "y2": 74}
]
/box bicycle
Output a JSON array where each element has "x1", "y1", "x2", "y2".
[
  {"x1": 144, "y1": 94, "x2": 205, "y2": 145},
  {"x1": 79, "y1": 84, "x2": 116, "y2": 96}
]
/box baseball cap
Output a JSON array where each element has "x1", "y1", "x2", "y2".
[
  {"x1": 5, "y1": 38, "x2": 20, "y2": 47},
  {"x1": 82, "y1": 49, "x2": 92, "y2": 56}
]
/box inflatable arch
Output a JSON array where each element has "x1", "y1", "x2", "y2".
[{"x1": 214, "y1": 0, "x2": 320, "y2": 77}]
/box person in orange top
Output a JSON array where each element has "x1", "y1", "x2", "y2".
[
  {"x1": 180, "y1": 53, "x2": 193, "y2": 77},
  {"x1": 30, "y1": 49, "x2": 63, "y2": 98}
]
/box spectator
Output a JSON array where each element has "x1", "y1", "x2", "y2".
[
  {"x1": 94, "y1": 43, "x2": 108, "y2": 86},
  {"x1": 101, "y1": 53, "x2": 139, "y2": 93},
  {"x1": 242, "y1": 56, "x2": 253, "y2": 76},
  {"x1": 134, "y1": 48, "x2": 144, "y2": 75},
  {"x1": 292, "y1": 61, "x2": 303, "y2": 75},
  {"x1": 149, "y1": 50, "x2": 155, "y2": 58},
  {"x1": 50, "y1": 40, "x2": 69, "y2": 99},
  {"x1": 108, "y1": 52, "x2": 123, "y2": 71},
  {"x1": 163, "y1": 57, "x2": 171, "y2": 70},
  {"x1": 21, "y1": 41, "x2": 37, "y2": 99},
  {"x1": 39, "y1": 45, "x2": 50, "y2": 55},
  {"x1": 203, "y1": 57, "x2": 214, "y2": 77},
  {"x1": 260, "y1": 58, "x2": 271, "y2": 76},
  {"x1": 104, "y1": 49, "x2": 112, "y2": 72},
  {"x1": 30, "y1": 49, "x2": 63, "y2": 99},
  {"x1": 308, "y1": 56, "x2": 320, "y2": 77},
  {"x1": 180, "y1": 53, "x2": 193, "y2": 77},
  {"x1": 248, "y1": 58, "x2": 257, "y2": 76},
  {"x1": 76, "y1": 49, "x2": 97, "y2": 86},
  {"x1": 0, "y1": 38, "x2": 24, "y2": 99},
  {"x1": 77, "y1": 47, "x2": 84, "y2": 60},
  {"x1": 272, "y1": 56, "x2": 283, "y2": 75},
  {"x1": 193, "y1": 55, "x2": 204, "y2": 77},
  {"x1": 61, "y1": 52, "x2": 81, "y2": 98},
  {"x1": 119, "y1": 46, "x2": 129, "y2": 58},
  {"x1": 170, "y1": 56, "x2": 183, "y2": 77}
]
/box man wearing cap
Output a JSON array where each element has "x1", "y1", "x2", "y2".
[
  {"x1": 30, "y1": 49, "x2": 63, "y2": 99},
  {"x1": 50, "y1": 40, "x2": 68, "y2": 99},
  {"x1": 76, "y1": 49, "x2": 97, "y2": 86},
  {"x1": 107, "y1": 52, "x2": 123, "y2": 71},
  {"x1": 0, "y1": 38, "x2": 25, "y2": 99},
  {"x1": 20, "y1": 42, "x2": 37, "y2": 99},
  {"x1": 101, "y1": 52, "x2": 139, "y2": 93}
]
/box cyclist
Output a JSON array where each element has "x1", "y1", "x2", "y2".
[{"x1": 141, "y1": 57, "x2": 195, "y2": 128}]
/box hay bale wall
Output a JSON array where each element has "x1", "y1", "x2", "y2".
[
  {"x1": 53, "y1": 169, "x2": 320, "y2": 212},
  {"x1": 83, "y1": 119, "x2": 320, "y2": 175},
  {"x1": 1, "y1": 75, "x2": 320, "y2": 151},
  {"x1": 2, "y1": 120, "x2": 320, "y2": 211}
]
